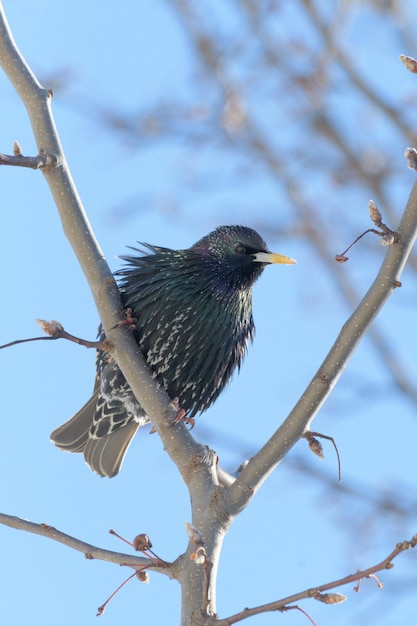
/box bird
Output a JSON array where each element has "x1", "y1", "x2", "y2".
[{"x1": 50, "y1": 225, "x2": 295, "y2": 477}]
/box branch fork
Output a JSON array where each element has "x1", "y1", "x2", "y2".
[{"x1": 0, "y1": 144, "x2": 57, "y2": 170}]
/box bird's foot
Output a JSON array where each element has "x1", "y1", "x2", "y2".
[
  {"x1": 174, "y1": 411, "x2": 195, "y2": 429},
  {"x1": 110, "y1": 308, "x2": 137, "y2": 331},
  {"x1": 170, "y1": 398, "x2": 195, "y2": 429}
]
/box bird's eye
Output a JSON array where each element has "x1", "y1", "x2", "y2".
[{"x1": 234, "y1": 243, "x2": 246, "y2": 255}]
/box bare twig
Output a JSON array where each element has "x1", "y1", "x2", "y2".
[
  {"x1": 0, "y1": 512, "x2": 173, "y2": 574},
  {"x1": 304, "y1": 430, "x2": 342, "y2": 483},
  {"x1": 0, "y1": 335, "x2": 57, "y2": 349},
  {"x1": 215, "y1": 535, "x2": 417, "y2": 625},
  {"x1": 0, "y1": 148, "x2": 57, "y2": 169},
  {"x1": 36, "y1": 318, "x2": 108, "y2": 349},
  {"x1": 109, "y1": 529, "x2": 169, "y2": 567},
  {"x1": 0, "y1": 319, "x2": 106, "y2": 351},
  {"x1": 335, "y1": 200, "x2": 399, "y2": 262}
]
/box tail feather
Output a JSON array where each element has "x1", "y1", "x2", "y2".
[
  {"x1": 51, "y1": 387, "x2": 141, "y2": 477},
  {"x1": 50, "y1": 389, "x2": 99, "y2": 453},
  {"x1": 83, "y1": 421, "x2": 140, "y2": 478}
]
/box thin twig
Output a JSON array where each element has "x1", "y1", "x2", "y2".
[
  {"x1": 0, "y1": 319, "x2": 106, "y2": 351},
  {"x1": 215, "y1": 535, "x2": 417, "y2": 625},
  {"x1": 0, "y1": 512, "x2": 173, "y2": 574},
  {"x1": 0, "y1": 335, "x2": 57, "y2": 349},
  {"x1": 0, "y1": 149, "x2": 57, "y2": 170}
]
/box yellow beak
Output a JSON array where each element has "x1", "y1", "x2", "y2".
[{"x1": 252, "y1": 251, "x2": 296, "y2": 265}]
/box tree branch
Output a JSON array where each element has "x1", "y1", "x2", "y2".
[
  {"x1": 215, "y1": 534, "x2": 417, "y2": 625},
  {"x1": 0, "y1": 147, "x2": 57, "y2": 169},
  {"x1": 0, "y1": 512, "x2": 173, "y2": 575},
  {"x1": 227, "y1": 178, "x2": 417, "y2": 515}
]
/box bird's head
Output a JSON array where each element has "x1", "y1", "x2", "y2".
[{"x1": 190, "y1": 225, "x2": 295, "y2": 292}]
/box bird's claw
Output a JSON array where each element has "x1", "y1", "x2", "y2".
[
  {"x1": 170, "y1": 398, "x2": 195, "y2": 429},
  {"x1": 173, "y1": 411, "x2": 195, "y2": 429},
  {"x1": 110, "y1": 308, "x2": 137, "y2": 331}
]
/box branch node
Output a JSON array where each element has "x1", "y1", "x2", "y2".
[
  {"x1": 38, "y1": 148, "x2": 58, "y2": 171},
  {"x1": 0, "y1": 148, "x2": 58, "y2": 170},
  {"x1": 13, "y1": 140, "x2": 22, "y2": 156},
  {"x1": 185, "y1": 522, "x2": 204, "y2": 545},
  {"x1": 40, "y1": 523, "x2": 54, "y2": 532},
  {"x1": 314, "y1": 591, "x2": 347, "y2": 604},
  {"x1": 399, "y1": 54, "x2": 417, "y2": 73},
  {"x1": 404, "y1": 147, "x2": 417, "y2": 170},
  {"x1": 335, "y1": 200, "x2": 399, "y2": 262},
  {"x1": 318, "y1": 373, "x2": 330, "y2": 385},
  {"x1": 35, "y1": 318, "x2": 106, "y2": 350},
  {"x1": 304, "y1": 430, "x2": 342, "y2": 482}
]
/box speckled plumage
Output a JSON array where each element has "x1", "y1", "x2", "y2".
[{"x1": 51, "y1": 225, "x2": 295, "y2": 477}]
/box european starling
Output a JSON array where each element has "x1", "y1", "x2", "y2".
[{"x1": 51, "y1": 225, "x2": 295, "y2": 477}]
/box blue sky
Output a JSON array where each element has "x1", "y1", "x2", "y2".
[{"x1": 1, "y1": 2, "x2": 417, "y2": 625}]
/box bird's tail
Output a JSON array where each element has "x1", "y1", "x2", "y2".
[{"x1": 50, "y1": 389, "x2": 140, "y2": 478}]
